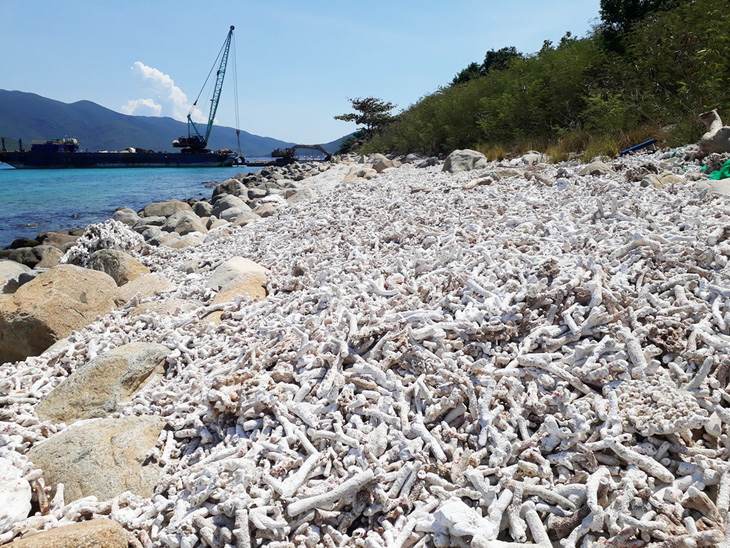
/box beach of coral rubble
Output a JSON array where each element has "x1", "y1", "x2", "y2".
[{"x1": 2, "y1": 146, "x2": 730, "y2": 547}]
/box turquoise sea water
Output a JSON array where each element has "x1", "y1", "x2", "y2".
[{"x1": 0, "y1": 165, "x2": 257, "y2": 247}]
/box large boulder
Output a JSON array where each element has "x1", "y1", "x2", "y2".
[
  {"x1": 0, "y1": 458, "x2": 31, "y2": 533},
  {"x1": 0, "y1": 261, "x2": 32, "y2": 294},
  {"x1": 342, "y1": 166, "x2": 378, "y2": 182},
  {"x1": 163, "y1": 210, "x2": 208, "y2": 235},
  {"x1": 203, "y1": 257, "x2": 268, "y2": 323},
  {"x1": 36, "y1": 231, "x2": 80, "y2": 251},
  {"x1": 87, "y1": 249, "x2": 150, "y2": 286},
  {"x1": 212, "y1": 178, "x2": 246, "y2": 198},
  {"x1": 285, "y1": 187, "x2": 317, "y2": 204},
  {"x1": 211, "y1": 195, "x2": 251, "y2": 218},
  {"x1": 252, "y1": 203, "x2": 279, "y2": 218},
  {"x1": 115, "y1": 273, "x2": 173, "y2": 306},
  {"x1": 0, "y1": 265, "x2": 118, "y2": 364},
  {"x1": 27, "y1": 415, "x2": 165, "y2": 503},
  {"x1": 207, "y1": 257, "x2": 269, "y2": 296},
  {"x1": 218, "y1": 207, "x2": 248, "y2": 222},
  {"x1": 442, "y1": 149, "x2": 488, "y2": 173},
  {"x1": 7, "y1": 519, "x2": 129, "y2": 548},
  {"x1": 231, "y1": 211, "x2": 260, "y2": 227},
  {"x1": 140, "y1": 199, "x2": 192, "y2": 218},
  {"x1": 112, "y1": 207, "x2": 141, "y2": 227},
  {"x1": 35, "y1": 342, "x2": 170, "y2": 424},
  {"x1": 193, "y1": 201, "x2": 213, "y2": 218},
  {"x1": 8, "y1": 245, "x2": 63, "y2": 269},
  {"x1": 8, "y1": 238, "x2": 39, "y2": 249},
  {"x1": 163, "y1": 233, "x2": 206, "y2": 249}
]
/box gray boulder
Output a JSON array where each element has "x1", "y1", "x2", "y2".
[
  {"x1": 36, "y1": 342, "x2": 169, "y2": 424},
  {"x1": 442, "y1": 149, "x2": 488, "y2": 173},
  {"x1": 162, "y1": 210, "x2": 207, "y2": 235},
  {"x1": 285, "y1": 187, "x2": 317, "y2": 204},
  {"x1": 193, "y1": 201, "x2": 213, "y2": 217},
  {"x1": 416, "y1": 157, "x2": 439, "y2": 168},
  {"x1": 212, "y1": 178, "x2": 246, "y2": 198},
  {"x1": 0, "y1": 260, "x2": 32, "y2": 293},
  {"x1": 27, "y1": 415, "x2": 165, "y2": 503},
  {"x1": 8, "y1": 245, "x2": 63, "y2": 269},
  {"x1": 373, "y1": 158, "x2": 396, "y2": 173},
  {"x1": 112, "y1": 207, "x2": 141, "y2": 227},
  {"x1": 211, "y1": 194, "x2": 251, "y2": 218},
  {"x1": 8, "y1": 238, "x2": 39, "y2": 249},
  {"x1": 135, "y1": 215, "x2": 166, "y2": 228},
  {"x1": 87, "y1": 249, "x2": 150, "y2": 286},
  {"x1": 403, "y1": 153, "x2": 424, "y2": 164},
  {"x1": 141, "y1": 226, "x2": 164, "y2": 242},
  {"x1": 247, "y1": 187, "x2": 269, "y2": 200},
  {"x1": 141, "y1": 199, "x2": 192, "y2": 218},
  {"x1": 232, "y1": 211, "x2": 261, "y2": 226},
  {"x1": 218, "y1": 207, "x2": 248, "y2": 222},
  {"x1": 37, "y1": 231, "x2": 80, "y2": 251},
  {"x1": 163, "y1": 232, "x2": 206, "y2": 249}
]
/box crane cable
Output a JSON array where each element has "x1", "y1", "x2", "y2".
[
  {"x1": 189, "y1": 33, "x2": 229, "y2": 131},
  {"x1": 232, "y1": 31, "x2": 241, "y2": 157}
]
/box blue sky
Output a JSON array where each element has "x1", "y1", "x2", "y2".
[{"x1": 1, "y1": 1, "x2": 601, "y2": 144}]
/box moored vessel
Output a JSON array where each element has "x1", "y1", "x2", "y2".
[{"x1": 0, "y1": 138, "x2": 235, "y2": 169}]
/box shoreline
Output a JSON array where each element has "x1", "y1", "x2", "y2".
[
  {"x1": 2, "y1": 148, "x2": 730, "y2": 545},
  {"x1": 0, "y1": 160, "x2": 329, "y2": 266}
]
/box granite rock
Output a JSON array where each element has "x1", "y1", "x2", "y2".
[{"x1": 27, "y1": 415, "x2": 165, "y2": 503}]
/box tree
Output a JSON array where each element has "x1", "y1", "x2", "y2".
[
  {"x1": 600, "y1": 0, "x2": 677, "y2": 32},
  {"x1": 452, "y1": 62, "x2": 484, "y2": 85},
  {"x1": 450, "y1": 47, "x2": 523, "y2": 86},
  {"x1": 482, "y1": 46, "x2": 522, "y2": 74},
  {"x1": 334, "y1": 97, "x2": 396, "y2": 139},
  {"x1": 599, "y1": 0, "x2": 679, "y2": 50}
]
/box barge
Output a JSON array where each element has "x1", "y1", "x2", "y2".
[{"x1": 0, "y1": 138, "x2": 235, "y2": 169}]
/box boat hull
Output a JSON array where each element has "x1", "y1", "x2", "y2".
[{"x1": 0, "y1": 151, "x2": 235, "y2": 169}]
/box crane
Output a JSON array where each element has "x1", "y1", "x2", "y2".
[{"x1": 173, "y1": 26, "x2": 235, "y2": 153}]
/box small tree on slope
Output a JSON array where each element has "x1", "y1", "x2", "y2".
[{"x1": 334, "y1": 97, "x2": 396, "y2": 141}]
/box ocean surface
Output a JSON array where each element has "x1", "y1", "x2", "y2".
[{"x1": 0, "y1": 164, "x2": 258, "y2": 248}]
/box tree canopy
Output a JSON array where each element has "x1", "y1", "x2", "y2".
[
  {"x1": 334, "y1": 97, "x2": 396, "y2": 140},
  {"x1": 599, "y1": 0, "x2": 677, "y2": 32},
  {"x1": 451, "y1": 47, "x2": 523, "y2": 85}
]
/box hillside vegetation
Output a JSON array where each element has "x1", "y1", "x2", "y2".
[{"x1": 365, "y1": 0, "x2": 730, "y2": 160}]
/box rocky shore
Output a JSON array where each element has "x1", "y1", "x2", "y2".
[{"x1": 2, "y1": 146, "x2": 730, "y2": 546}]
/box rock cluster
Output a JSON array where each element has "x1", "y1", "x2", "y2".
[{"x1": 106, "y1": 162, "x2": 328, "y2": 250}]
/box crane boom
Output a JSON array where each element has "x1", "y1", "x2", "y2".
[{"x1": 173, "y1": 26, "x2": 235, "y2": 152}]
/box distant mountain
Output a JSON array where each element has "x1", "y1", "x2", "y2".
[{"x1": 0, "y1": 90, "x2": 344, "y2": 156}]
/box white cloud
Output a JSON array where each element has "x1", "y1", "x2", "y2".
[
  {"x1": 120, "y1": 98, "x2": 162, "y2": 117},
  {"x1": 124, "y1": 61, "x2": 205, "y2": 123}
]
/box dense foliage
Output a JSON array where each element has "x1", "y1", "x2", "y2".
[
  {"x1": 451, "y1": 47, "x2": 523, "y2": 85},
  {"x1": 334, "y1": 97, "x2": 396, "y2": 140},
  {"x1": 365, "y1": 0, "x2": 730, "y2": 158}
]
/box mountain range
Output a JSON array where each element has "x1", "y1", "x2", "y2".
[{"x1": 0, "y1": 90, "x2": 345, "y2": 156}]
